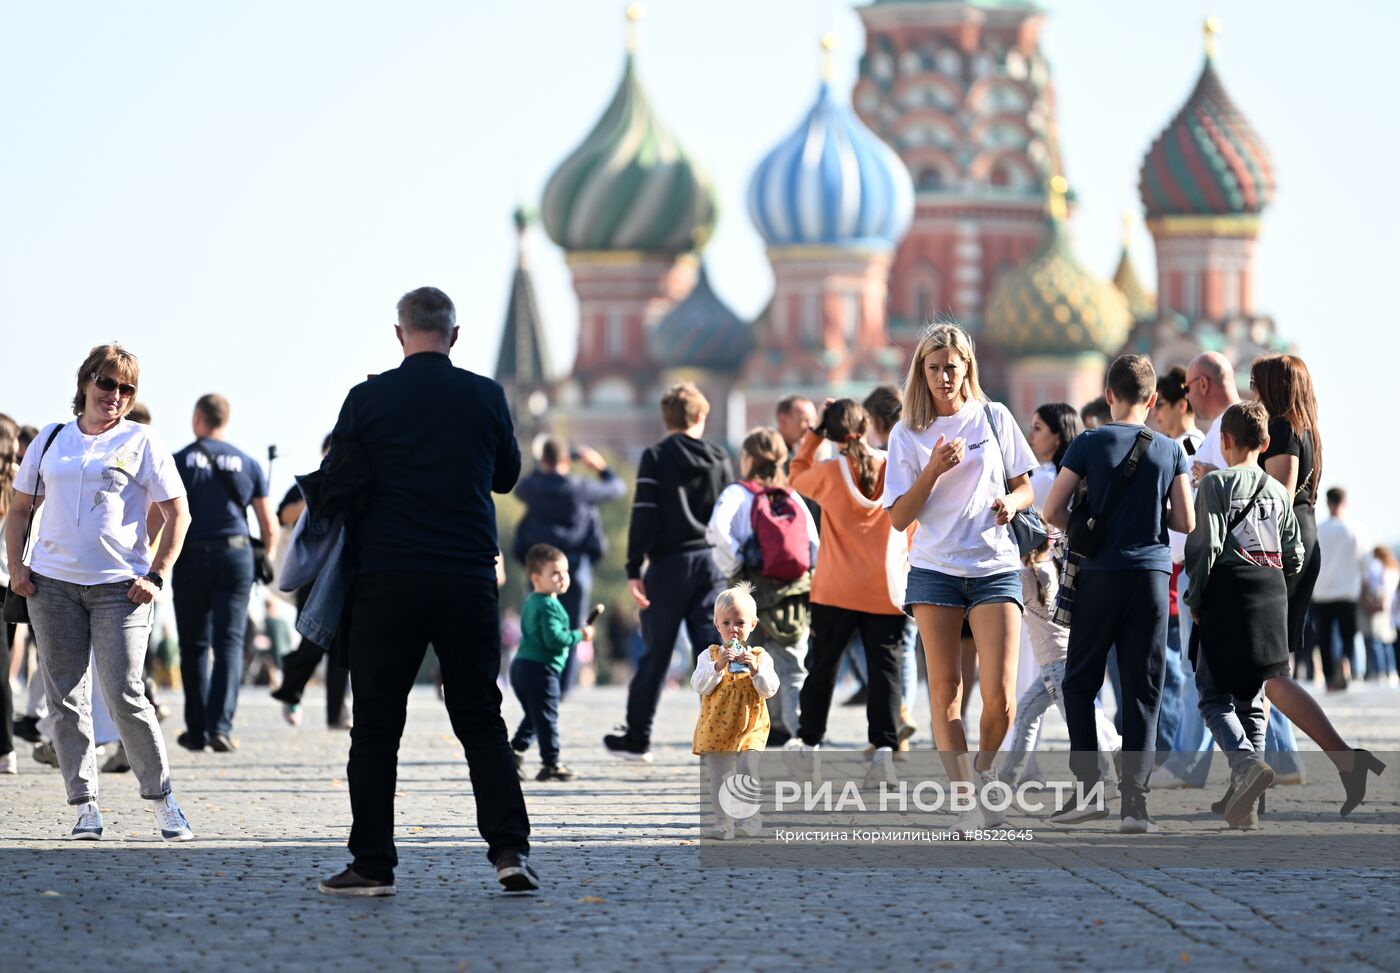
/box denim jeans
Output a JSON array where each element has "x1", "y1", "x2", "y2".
[
  {"x1": 1193, "y1": 649, "x2": 1266, "y2": 775},
  {"x1": 173, "y1": 541, "x2": 255, "y2": 742},
  {"x1": 27, "y1": 574, "x2": 171, "y2": 804},
  {"x1": 1000, "y1": 659, "x2": 1117, "y2": 785},
  {"x1": 510, "y1": 656, "x2": 562, "y2": 766},
  {"x1": 1156, "y1": 615, "x2": 1187, "y2": 755}
]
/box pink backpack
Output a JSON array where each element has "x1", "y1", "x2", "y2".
[{"x1": 739, "y1": 481, "x2": 811, "y2": 582}]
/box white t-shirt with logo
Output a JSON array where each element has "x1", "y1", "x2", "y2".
[
  {"x1": 884, "y1": 399, "x2": 1038, "y2": 578},
  {"x1": 14, "y1": 419, "x2": 186, "y2": 585}
]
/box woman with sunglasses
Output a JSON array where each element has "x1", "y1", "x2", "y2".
[{"x1": 4, "y1": 343, "x2": 196, "y2": 840}]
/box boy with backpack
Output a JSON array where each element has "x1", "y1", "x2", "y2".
[
  {"x1": 606, "y1": 383, "x2": 735, "y2": 762},
  {"x1": 706, "y1": 427, "x2": 819, "y2": 747},
  {"x1": 1184, "y1": 401, "x2": 1304, "y2": 828},
  {"x1": 1043, "y1": 355, "x2": 1195, "y2": 832}
]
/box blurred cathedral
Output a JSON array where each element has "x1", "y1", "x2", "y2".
[{"x1": 495, "y1": 3, "x2": 1287, "y2": 456}]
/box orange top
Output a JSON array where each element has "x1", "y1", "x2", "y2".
[{"x1": 790, "y1": 431, "x2": 903, "y2": 616}]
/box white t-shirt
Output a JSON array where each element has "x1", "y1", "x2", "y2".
[
  {"x1": 1313, "y1": 516, "x2": 1367, "y2": 603},
  {"x1": 1196, "y1": 413, "x2": 1226, "y2": 472},
  {"x1": 884, "y1": 399, "x2": 1038, "y2": 578},
  {"x1": 14, "y1": 419, "x2": 186, "y2": 585},
  {"x1": 1029, "y1": 461, "x2": 1057, "y2": 512},
  {"x1": 1168, "y1": 427, "x2": 1204, "y2": 564}
]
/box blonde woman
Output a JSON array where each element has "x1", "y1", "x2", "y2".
[
  {"x1": 5, "y1": 344, "x2": 194, "y2": 839},
  {"x1": 885, "y1": 324, "x2": 1037, "y2": 833}
]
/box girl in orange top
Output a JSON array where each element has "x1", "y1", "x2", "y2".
[{"x1": 790, "y1": 399, "x2": 907, "y2": 784}]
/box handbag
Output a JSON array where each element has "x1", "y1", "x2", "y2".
[
  {"x1": 192, "y1": 440, "x2": 275, "y2": 586},
  {"x1": 983, "y1": 405, "x2": 1048, "y2": 557},
  {"x1": 3, "y1": 423, "x2": 66, "y2": 624},
  {"x1": 1065, "y1": 428, "x2": 1155, "y2": 558}
]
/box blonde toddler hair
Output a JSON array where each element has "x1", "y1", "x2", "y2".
[{"x1": 714, "y1": 580, "x2": 758, "y2": 624}]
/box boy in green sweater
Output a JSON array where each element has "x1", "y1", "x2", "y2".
[
  {"x1": 1184, "y1": 401, "x2": 1303, "y2": 829},
  {"x1": 510, "y1": 544, "x2": 595, "y2": 781}
]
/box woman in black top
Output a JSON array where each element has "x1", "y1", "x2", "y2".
[{"x1": 1251, "y1": 355, "x2": 1383, "y2": 815}]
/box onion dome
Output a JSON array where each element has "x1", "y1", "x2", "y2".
[
  {"x1": 985, "y1": 178, "x2": 1131, "y2": 356},
  {"x1": 1139, "y1": 18, "x2": 1274, "y2": 218},
  {"x1": 540, "y1": 10, "x2": 716, "y2": 254},
  {"x1": 748, "y1": 36, "x2": 913, "y2": 250},
  {"x1": 1111, "y1": 212, "x2": 1156, "y2": 321},
  {"x1": 648, "y1": 266, "x2": 752, "y2": 372}
]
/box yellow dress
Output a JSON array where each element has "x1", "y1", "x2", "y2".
[{"x1": 692, "y1": 645, "x2": 771, "y2": 754}]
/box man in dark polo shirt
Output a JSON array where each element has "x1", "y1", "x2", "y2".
[
  {"x1": 317, "y1": 286, "x2": 534, "y2": 899},
  {"x1": 172, "y1": 394, "x2": 277, "y2": 754}
]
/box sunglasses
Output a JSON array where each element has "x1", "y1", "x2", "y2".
[{"x1": 91, "y1": 373, "x2": 137, "y2": 398}]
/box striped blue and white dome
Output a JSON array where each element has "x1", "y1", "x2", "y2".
[{"x1": 748, "y1": 83, "x2": 914, "y2": 250}]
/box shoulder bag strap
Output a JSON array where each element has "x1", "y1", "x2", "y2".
[
  {"x1": 17, "y1": 423, "x2": 66, "y2": 564},
  {"x1": 1085, "y1": 428, "x2": 1155, "y2": 533},
  {"x1": 1226, "y1": 474, "x2": 1270, "y2": 536},
  {"x1": 982, "y1": 404, "x2": 1012, "y2": 491}
]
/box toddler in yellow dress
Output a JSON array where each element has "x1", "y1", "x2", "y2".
[{"x1": 692, "y1": 582, "x2": 780, "y2": 839}]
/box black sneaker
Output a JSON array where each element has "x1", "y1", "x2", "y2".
[
  {"x1": 318, "y1": 867, "x2": 396, "y2": 897},
  {"x1": 208, "y1": 733, "x2": 239, "y2": 753},
  {"x1": 536, "y1": 764, "x2": 577, "y2": 782},
  {"x1": 1119, "y1": 792, "x2": 1157, "y2": 834},
  {"x1": 495, "y1": 849, "x2": 540, "y2": 893},
  {"x1": 13, "y1": 716, "x2": 41, "y2": 744},
  {"x1": 603, "y1": 731, "x2": 652, "y2": 763},
  {"x1": 767, "y1": 729, "x2": 792, "y2": 749},
  {"x1": 176, "y1": 732, "x2": 206, "y2": 752}
]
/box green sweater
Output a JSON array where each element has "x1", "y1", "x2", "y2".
[
  {"x1": 516, "y1": 592, "x2": 581, "y2": 673},
  {"x1": 1184, "y1": 465, "x2": 1304, "y2": 613}
]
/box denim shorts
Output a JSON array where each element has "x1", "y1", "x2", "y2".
[{"x1": 903, "y1": 566, "x2": 1023, "y2": 616}]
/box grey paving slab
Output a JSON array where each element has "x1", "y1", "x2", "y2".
[{"x1": 2, "y1": 679, "x2": 1397, "y2": 971}]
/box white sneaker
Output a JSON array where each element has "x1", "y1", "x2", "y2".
[
  {"x1": 152, "y1": 794, "x2": 194, "y2": 842},
  {"x1": 282, "y1": 703, "x2": 302, "y2": 727},
  {"x1": 701, "y1": 823, "x2": 735, "y2": 840},
  {"x1": 70, "y1": 802, "x2": 103, "y2": 840},
  {"x1": 1147, "y1": 764, "x2": 1192, "y2": 790},
  {"x1": 0, "y1": 750, "x2": 17, "y2": 775},
  {"x1": 863, "y1": 747, "x2": 897, "y2": 788},
  {"x1": 978, "y1": 768, "x2": 1007, "y2": 828},
  {"x1": 735, "y1": 814, "x2": 764, "y2": 838},
  {"x1": 98, "y1": 741, "x2": 130, "y2": 774},
  {"x1": 797, "y1": 743, "x2": 821, "y2": 783},
  {"x1": 949, "y1": 806, "x2": 982, "y2": 837}
]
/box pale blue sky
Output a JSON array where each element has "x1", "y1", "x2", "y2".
[{"x1": 2, "y1": 1, "x2": 1396, "y2": 538}]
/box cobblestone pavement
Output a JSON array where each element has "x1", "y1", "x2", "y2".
[{"x1": 3, "y1": 679, "x2": 1398, "y2": 972}]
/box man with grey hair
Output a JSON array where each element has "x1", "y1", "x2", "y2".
[{"x1": 318, "y1": 286, "x2": 534, "y2": 898}]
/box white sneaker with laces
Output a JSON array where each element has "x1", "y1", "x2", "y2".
[
  {"x1": 70, "y1": 802, "x2": 103, "y2": 840},
  {"x1": 949, "y1": 806, "x2": 982, "y2": 837},
  {"x1": 735, "y1": 814, "x2": 764, "y2": 838},
  {"x1": 977, "y1": 768, "x2": 1007, "y2": 828},
  {"x1": 0, "y1": 750, "x2": 17, "y2": 775},
  {"x1": 702, "y1": 821, "x2": 735, "y2": 840},
  {"x1": 152, "y1": 794, "x2": 194, "y2": 842},
  {"x1": 863, "y1": 747, "x2": 897, "y2": 788},
  {"x1": 798, "y1": 743, "x2": 821, "y2": 783}
]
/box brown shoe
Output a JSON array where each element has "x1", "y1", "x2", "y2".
[{"x1": 318, "y1": 867, "x2": 395, "y2": 897}]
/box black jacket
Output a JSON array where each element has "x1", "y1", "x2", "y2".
[
  {"x1": 625, "y1": 433, "x2": 734, "y2": 579},
  {"x1": 328, "y1": 352, "x2": 520, "y2": 580},
  {"x1": 513, "y1": 468, "x2": 626, "y2": 564}
]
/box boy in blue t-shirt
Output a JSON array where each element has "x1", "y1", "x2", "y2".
[
  {"x1": 1044, "y1": 355, "x2": 1195, "y2": 831},
  {"x1": 510, "y1": 544, "x2": 596, "y2": 781}
]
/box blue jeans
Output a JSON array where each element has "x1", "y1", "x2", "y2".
[
  {"x1": 1193, "y1": 647, "x2": 1266, "y2": 775},
  {"x1": 173, "y1": 541, "x2": 255, "y2": 742},
  {"x1": 1156, "y1": 615, "x2": 1186, "y2": 755},
  {"x1": 510, "y1": 656, "x2": 562, "y2": 766}
]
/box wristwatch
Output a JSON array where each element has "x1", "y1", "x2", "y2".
[{"x1": 144, "y1": 572, "x2": 164, "y2": 590}]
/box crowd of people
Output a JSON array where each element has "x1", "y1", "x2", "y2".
[{"x1": 1, "y1": 289, "x2": 1393, "y2": 892}]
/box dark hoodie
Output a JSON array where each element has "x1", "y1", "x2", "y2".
[{"x1": 625, "y1": 433, "x2": 734, "y2": 579}]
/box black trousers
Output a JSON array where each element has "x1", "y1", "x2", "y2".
[
  {"x1": 625, "y1": 550, "x2": 725, "y2": 747},
  {"x1": 1063, "y1": 570, "x2": 1168, "y2": 795},
  {"x1": 509, "y1": 657, "x2": 562, "y2": 766},
  {"x1": 1, "y1": 622, "x2": 14, "y2": 756},
  {"x1": 1310, "y1": 600, "x2": 1355, "y2": 686},
  {"x1": 797, "y1": 604, "x2": 905, "y2": 750},
  {"x1": 346, "y1": 572, "x2": 529, "y2": 882},
  {"x1": 272, "y1": 587, "x2": 350, "y2": 725}
]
